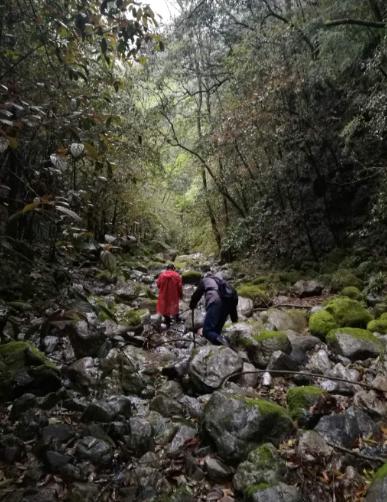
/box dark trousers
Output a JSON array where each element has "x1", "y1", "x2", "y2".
[{"x1": 203, "y1": 301, "x2": 229, "y2": 344}]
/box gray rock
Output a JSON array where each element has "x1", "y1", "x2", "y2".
[
  {"x1": 69, "y1": 321, "x2": 106, "y2": 358},
  {"x1": 239, "y1": 361, "x2": 259, "y2": 388},
  {"x1": 315, "y1": 407, "x2": 378, "y2": 448},
  {"x1": 82, "y1": 395, "x2": 131, "y2": 422},
  {"x1": 372, "y1": 375, "x2": 387, "y2": 392},
  {"x1": 366, "y1": 475, "x2": 387, "y2": 502},
  {"x1": 238, "y1": 297, "x2": 254, "y2": 318},
  {"x1": 201, "y1": 391, "x2": 293, "y2": 462},
  {"x1": 189, "y1": 346, "x2": 243, "y2": 393},
  {"x1": 115, "y1": 282, "x2": 139, "y2": 301},
  {"x1": 205, "y1": 456, "x2": 233, "y2": 481},
  {"x1": 0, "y1": 434, "x2": 26, "y2": 463},
  {"x1": 41, "y1": 424, "x2": 74, "y2": 446},
  {"x1": 233, "y1": 443, "x2": 286, "y2": 494},
  {"x1": 248, "y1": 332, "x2": 291, "y2": 368},
  {"x1": 45, "y1": 450, "x2": 73, "y2": 471},
  {"x1": 297, "y1": 430, "x2": 333, "y2": 460},
  {"x1": 168, "y1": 425, "x2": 197, "y2": 457},
  {"x1": 250, "y1": 482, "x2": 302, "y2": 502},
  {"x1": 267, "y1": 350, "x2": 300, "y2": 371},
  {"x1": 10, "y1": 393, "x2": 37, "y2": 420},
  {"x1": 328, "y1": 329, "x2": 382, "y2": 361},
  {"x1": 267, "y1": 309, "x2": 307, "y2": 332},
  {"x1": 354, "y1": 390, "x2": 387, "y2": 418},
  {"x1": 126, "y1": 417, "x2": 154, "y2": 456},
  {"x1": 150, "y1": 394, "x2": 184, "y2": 417},
  {"x1": 320, "y1": 363, "x2": 360, "y2": 395},
  {"x1": 179, "y1": 394, "x2": 204, "y2": 418},
  {"x1": 183, "y1": 309, "x2": 205, "y2": 331},
  {"x1": 147, "y1": 411, "x2": 177, "y2": 445},
  {"x1": 76, "y1": 436, "x2": 113, "y2": 465},
  {"x1": 293, "y1": 280, "x2": 323, "y2": 298},
  {"x1": 306, "y1": 349, "x2": 332, "y2": 374},
  {"x1": 67, "y1": 482, "x2": 99, "y2": 502},
  {"x1": 66, "y1": 357, "x2": 100, "y2": 388}
]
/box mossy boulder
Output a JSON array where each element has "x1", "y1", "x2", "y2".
[
  {"x1": 233, "y1": 443, "x2": 286, "y2": 496},
  {"x1": 122, "y1": 309, "x2": 149, "y2": 330},
  {"x1": 330, "y1": 269, "x2": 363, "y2": 292},
  {"x1": 340, "y1": 286, "x2": 363, "y2": 301},
  {"x1": 236, "y1": 283, "x2": 271, "y2": 307},
  {"x1": 182, "y1": 270, "x2": 202, "y2": 285},
  {"x1": 201, "y1": 392, "x2": 293, "y2": 462},
  {"x1": 248, "y1": 330, "x2": 291, "y2": 368},
  {"x1": 365, "y1": 462, "x2": 387, "y2": 502},
  {"x1": 0, "y1": 341, "x2": 60, "y2": 401},
  {"x1": 325, "y1": 296, "x2": 372, "y2": 328},
  {"x1": 287, "y1": 386, "x2": 327, "y2": 419},
  {"x1": 367, "y1": 313, "x2": 387, "y2": 334},
  {"x1": 309, "y1": 310, "x2": 338, "y2": 339},
  {"x1": 327, "y1": 327, "x2": 383, "y2": 361}
]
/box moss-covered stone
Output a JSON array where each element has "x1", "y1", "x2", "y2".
[
  {"x1": 122, "y1": 308, "x2": 149, "y2": 328},
  {"x1": 330, "y1": 269, "x2": 363, "y2": 292},
  {"x1": 327, "y1": 327, "x2": 383, "y2": 360},
  {"x1": 181, "y1": 270, "x2": 202, "y2": 284},
  {"x1": 0, "y1": 341, "x2": 59, "y2": 401},
  {"x1": 248, "y1": 330, "x2": 291, "y2": 368},
  {"x1": 309, "y1": 310, "x2": 337, "y2": 339},
  {"x1": 374, "y1": 462, "x2": 387, "y2": 481},
  {"x1": 236, "y1": 283, "x2": 271, "y2": 306},
  {"x1": 325, "y1": 296, "x2": 372, "y2": 328},
  {"x1": 245, "y1": 483, "x2": 271, "y2": 495},
  {"x1": 287, "y1": 386, "x2": 326, "y2": 419},
  {"x1": 367, "y1": 313, "x2": 387, "y2": 334},
  {"x1": 340, "y1": 286, "x2": 363, "y2": 301}
]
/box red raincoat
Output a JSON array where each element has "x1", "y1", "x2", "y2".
[{"x1": 156, "y1": 270, "x2": 183, "y2": 316}]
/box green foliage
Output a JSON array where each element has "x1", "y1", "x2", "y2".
[
  {"x1": 253, "y1": 330, "x2": 288, "y2": 344},
  {"x1": 373, "y1": 463, "x2": 387, "y2": 481},
  {"x1": 329, "y1": 270, "x2": 363, "y2": 292},
  {"x1": 367, "y1": 313, "x2": 387, "y2": 334},
  {"x1": 236, "y1": 283, "x2": 271, "y2": 306},
  {"x1": 340, "y1": 286, "x2": 363, "y2": 301}
]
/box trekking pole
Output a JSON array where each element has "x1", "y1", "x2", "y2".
[{"x1": 191, "y1": 308, "x2": 196, "y2": 348}]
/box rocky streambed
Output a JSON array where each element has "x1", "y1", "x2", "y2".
[{"x1": 0, "y1": 253, "x2": 387, "y2": 501}]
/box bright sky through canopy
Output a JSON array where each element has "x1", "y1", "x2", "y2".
[{"x1": 145, "y1": 0, "x2": 179, "y2": 23}]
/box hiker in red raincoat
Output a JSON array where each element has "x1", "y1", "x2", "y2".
[{"x1": 156, "y1": 264, "x2": 183, "y2": 327}]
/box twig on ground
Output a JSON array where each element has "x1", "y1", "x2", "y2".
[{"x1": 326, "y1": 441, "x2": 387, "y2": 464}]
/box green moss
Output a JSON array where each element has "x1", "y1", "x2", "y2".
[
  {"x1": 309, "y1": 310, "x2": 337, "y2": 339},
  {"x1": 122, "y1": 308, "x2": 148, "y2": 327},
  {"x1": 236, "y1": 283, "x2": 271, "y2": 306},
  {"x1": 245, "y1": 482, "x2": 270, "y2": 495},
  {"x1": 253, "y1": 330, "x2": 287, "y2": 344},
  {"x1": 373, "y1": 463, "x2": 387, "y2": 481},
  {"x1": 245, "y1": 397, "x2": 289, "y2": 418},
  {"x1": 325, "y1": 296, "x2": 372, "y2": 328},
  {"x1": 340, "y1": 286, "x2": 363, "y2": 301},
  {"x1": 327, "y1": 327, "x2": 383, "y2": 350},
  {"x1": 287, "y1": 386, "x2": 326, "y2": 419},
  {"x1": 330, "y1": 269, "x2": 363, "y2": 292},
  {"x1": 367, "y1": 316, "x2": 387, "y2": 334},
  {"x1": 0, "y1": 341, "x2": 55, "y2": 369},
  {"x1": 182, "y1": 270, "x2": 202, "y2": 284}
]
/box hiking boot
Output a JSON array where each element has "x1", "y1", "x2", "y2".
[{"x1": 217, "y1": 335, "x2": 230, "y2": 347}]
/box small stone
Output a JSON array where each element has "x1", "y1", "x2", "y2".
[
  {"x1": 168, "y1": 425, "x2": 197, "y2": 457},
  {"x1": 205, "y1": 456, "x2": 233, "y2": 481},
  {"x1": 297, "y1": 430, "x2": 333, "y2": 460}
]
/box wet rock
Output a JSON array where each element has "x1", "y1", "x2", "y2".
[
  {"x1": 10, "y1": 393, "x2": 37, "y2": 420},
  {"x1": 189, "y1": 346, "x2": 243, "y2": 393},
  {"x1": 66, "y1": 357, "x2": 100, "y2": 388},
  {"x1": 293, "y1": 280, "x2": 323, "y2": 297},
  {"x1": 150, "y1": 393, "x2": 184, "y2": 417},
  {"x1": 297, "y1": 430, "x2": 333, "y2": 460},
  {"x1": 76, "y1": 436, "x2": 113, "y2": 465},
  {"x1": 233, "y1": 443, "x2": 286, "y2": 495},
  {"x1": 354, "y1": 390, "x2": 387, "y2": 418},
  {"x1": 327, "y1": 328, "x2": 383, "y2": 360},
  {"x1": 201, "y1": 391, "x2": 293, "y2": 462},
  {"x1": 41, "y1": 424, "x2": 74, "y2": 447},
  {"x1": 205, "y1": 456, "x2": 233, "y2": 481},
  {"x1": 315, "y1": 407, "x2": 378, "y2": 448},
  {"x1": 179, "y1": 394, "x2": 204, "y2": 418},
  {"x1": 147, "y1": 411, "x2": 177, "y2": 444},
  {"x1": 0, "y1": 434, "x2": 25, "y2": 463},
  {"x1": 249, "y1": 482, "x2": 302, "y2": 502},
  {"x1": 66, "y1": 482, "x2": 99, "y2": 502},
  {"x1": 0, "y1": 341, "x2": 61, "y2": 400},
  {"x1": 82, "y1": 395, "x2": 131, "y2": 422},
  {"x1": 41, "y1": 335, "x2": 59, "y2": 354},
  {"x1": 44, "y1": 450, "x2": 73, "y2": 471},
  {"x1": 105, "y1": 421, "x2": 130, "y2": 440},
  {"x1": 69, "y1": 320, "x2": 106, "y2": 358},
  {"x1": 125, "y1": 417, "x2": 154, "y2": 456},
  {"x1": 267, "y1": 309, "x2": 307, "y2": 333},
  {"x1": 15, "y1": 409, "x2": 48, "y2": 440},
  {"x1": 168, "y1": 425, "x2": 197, "y2": 457},
  {"x1": 239, "y1": 361, "x2": 259, "y2": 388},
  {"x1": 160, "y1": 380, "x2": 184, "y2": 399},
  {"x1": 267, "y1": 350, "x2": 300, "y2": 371}
]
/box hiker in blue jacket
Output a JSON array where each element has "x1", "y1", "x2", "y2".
[{"x1": 189, "y1": 272, "x2": 238, "y2": 346}]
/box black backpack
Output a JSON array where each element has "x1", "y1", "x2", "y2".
[{"x1": 213, "y1": 277, "x2": 238, "y2": 306}]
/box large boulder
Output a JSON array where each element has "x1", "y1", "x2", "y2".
[
  {"x1": 324, "y1": 297, "x2": 372, "y2": 328},
  {"x1": 0, "y1": 341, "x2": 60, "y2": 401},
  {"x1": 247, "y1": 331, "x2": 291, "y2": 368},
  {"x1": 201, "y1": 391, "x2": 293, "y2": 462},
  {"x1": 326, "y1": 328, "x2": 383, "y2": 360},
  {"x1": 287, "y1": 386, "x2": 327, "y2": 420},
  {"x1": 267, "y1": 309, "x2": 307, "y2": 333},
  {"x1": 293, "y1": 280, "x2": 323, "y2": 298},
  {"x1": 69, "y1": 320, "x2": 106, "y2": 358},
  {"x1": 188, "y1": 346, "x2": 243, "y2": 393},
  {"x1": 309, "y1": 310, "x2": 338, "y2": 339},
  {"x1": 248, "y1": 482, "x2": 301, "y2": 502}
]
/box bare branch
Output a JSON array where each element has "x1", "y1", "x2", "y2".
[{"x1": 324, "y1": 18, "x2": 385, "y2": 29}]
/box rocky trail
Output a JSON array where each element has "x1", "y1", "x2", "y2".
[{"x1": 1, "y1": 251, "x2": 387, "y2": 502}]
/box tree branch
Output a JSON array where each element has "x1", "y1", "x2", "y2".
[{"x1": 324, "y1": 18, "x2": 385, "y2": 29}]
